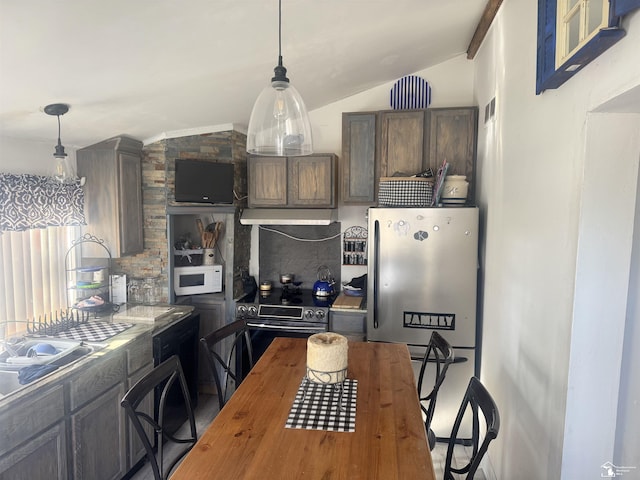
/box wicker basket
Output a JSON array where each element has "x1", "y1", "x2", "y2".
[{"x1": 378, "y1": 177, "x2": 433, "y2": 207}]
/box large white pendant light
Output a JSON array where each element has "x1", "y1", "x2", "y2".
[{"x1": 246, "y1": 0, "x2": 313, "y2": 156}]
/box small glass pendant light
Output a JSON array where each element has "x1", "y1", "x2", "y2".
[
  {"x1": 247, "y1": 0, "x2": 313, "y2": 156},
  {"x1": 45, "y1": 103, "x2": 76, "y2": 183}
]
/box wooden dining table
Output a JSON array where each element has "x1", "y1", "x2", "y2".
[{"x1": 171, "y1": 337, "x2": 435, "y2": 479}]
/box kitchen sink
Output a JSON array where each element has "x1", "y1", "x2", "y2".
[
  {"x1": 0, "y1": 338, "x2": 106, "y2": 399},
  {"x1": 0, "y1": 338, "x2": 85, "y2": 370}
]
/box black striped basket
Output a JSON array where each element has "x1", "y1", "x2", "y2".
[{"x1": 390, "y1": 75, "x2": 431, "y2": 110}]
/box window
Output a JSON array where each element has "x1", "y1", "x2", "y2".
[
  {"x1": 0, "y1": 226, "x2": 79, "y2": 338},
  {"x1": 556, "y1": 0, "x2": 609, "y2": 66},
  {"x1": 536, "y1": 0, "x2": 639, "y2": 94}
]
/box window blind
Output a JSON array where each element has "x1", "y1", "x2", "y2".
[{"x1": 0, "y1": 226, "x2": 78, "y2": 337}]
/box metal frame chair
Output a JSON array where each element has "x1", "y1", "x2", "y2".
[
  {"x1": 417, "y1": 331, "x2": 455, "y2": 449},
  {"x1": 121, "y1": 355, "x2": 197, "y2": 480},
  {"x1": 444, "y1": 376, "x2": 500, "y2": 480},
  {"x1": 200, "y1": 319, "x2": 254, "y2": 411}
]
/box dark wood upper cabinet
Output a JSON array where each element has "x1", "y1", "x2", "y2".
[
  {"x1": 341, "y1": 112, "x2": 377, "y2": 204},
  {"x1": 248, "y1": 154, "x2": 337, "y2": 208},
  {"x1": 426, "y1": 107, "x2": 478, "y2": 203},
  {"x1": 247, "y1": 156, "x2": 288, "y2": 207},
  {"x1": 76, "y1": 136, "x2": 144, "y2": 257},
  {"x1": 341, "y1": 107, "x2": 478, "y2": 205},
  {"x1": 378, "y1": 109, "x2": 428, "y2": 178},
  {"x1": 288, "y1": 155, "x2": 336, "y2": 207}
]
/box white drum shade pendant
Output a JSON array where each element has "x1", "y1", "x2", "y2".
[{"x1": 247, "y1": 0, "x2": 313, "y2": 156}]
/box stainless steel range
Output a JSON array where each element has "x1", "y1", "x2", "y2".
[{"x1": 235, "y1": 287, "x2": 336, "y2": 359}]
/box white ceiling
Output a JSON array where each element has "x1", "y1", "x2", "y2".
[{"x1": 0, "y1": 0, "x2": 486, "y2": 149}]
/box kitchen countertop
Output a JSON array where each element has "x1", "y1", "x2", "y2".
[
  {"x1": 113, "y1": 303, "x2": 196, "y2": 334},
  {"x1": 330, "y1": 292, "x2": 366, "y2": 312},
  {"x1": 0, "y1": 304, "x2": 194, "y2": 407}
]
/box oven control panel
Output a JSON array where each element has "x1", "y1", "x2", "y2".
[{"x1": 236, "y1": 303, "x2": 329, "y2": 321}]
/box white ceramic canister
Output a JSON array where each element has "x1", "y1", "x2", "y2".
[
  {"x1": 441, "y1": 175, "x2": 469, "y2": 204},
  {"x1": 203, "y1": 248, "x2": 215, "y2": 265}
]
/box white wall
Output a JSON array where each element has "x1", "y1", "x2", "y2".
[
  {"x1": 0, "y1": 136, "x2": 77, "y2": 176},
  {"x1": 616, "y1": 159, "x2": 640, "y2": 470},
  {"x1": 473, "y1": 1, "x2": 640, "y2": 478},
  {"x1": 310, "y1": 53, "x2": 475, "y2": 154}
]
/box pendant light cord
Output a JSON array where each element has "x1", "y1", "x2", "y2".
[
  {"x1": 278, "y1": 0, "x2": 283, "y2": 67},
  {"x1": 54, "y1": 113, "x2": 67, "y2": 158},
  {"x1": 272, "y1": 0, "x2": 288, "y2": 82}
]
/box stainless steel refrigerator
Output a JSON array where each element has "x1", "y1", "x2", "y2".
[{"x1": 367, "y1": 206, "x2": 479, "y2": 439}]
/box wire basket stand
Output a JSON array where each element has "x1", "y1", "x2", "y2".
[{"x1": 305, "y1": 366, "x2": 348, "y2": 412}]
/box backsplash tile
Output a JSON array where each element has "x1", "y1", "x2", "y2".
[{"x1": 258, "y1": 224, "x2": 341, "y2": 289}]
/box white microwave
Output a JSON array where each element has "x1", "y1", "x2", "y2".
[{"x1": 174, "y1": 265, "x2": 222, "y2": 296}]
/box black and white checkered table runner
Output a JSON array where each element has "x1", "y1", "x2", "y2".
[
  {"x1": 45, "y1": 322, "x2": 133, "y2": 342},
  {"x1": 285, "y1": 377, "x2": 357, "y2": 433}
]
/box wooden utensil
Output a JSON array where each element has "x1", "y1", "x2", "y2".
[
  {"x1": 196, "y1": 219, "x2": 205, "y2": 247},
  {"x1": 212, "y1": 222, "x2": 222, "y2": 247}
]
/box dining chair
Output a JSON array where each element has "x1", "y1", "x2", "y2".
[
  {"x1": 200, "y1": 319, "x2": 254, "y2": 411},
  {"x1": 121, "y1": 355, "x2": 197, "y2": 480},
  {"x1": 444, "y1": 376, "x2": 500, "y2": 480},
  {"x1": 416, "y1": 331, "x2": 455, "y2": 449}
]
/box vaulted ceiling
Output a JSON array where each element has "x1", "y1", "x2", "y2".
[{"x1": 0, "y1": 0, "x2": 488, "y2": 148}]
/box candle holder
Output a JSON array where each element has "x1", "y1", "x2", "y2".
[{"x1": 305, "y1": 366, "x2": 348, "y2": 412}]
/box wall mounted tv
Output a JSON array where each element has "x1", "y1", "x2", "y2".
[{"x1": 174, "y1": 159, "x2": 234, "y2": 204}]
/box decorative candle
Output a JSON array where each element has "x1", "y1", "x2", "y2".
[{"x1": 307, "y1": 333, "x2": 348, "y2": 384}]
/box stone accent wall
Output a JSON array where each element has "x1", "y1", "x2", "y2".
[
  {"x1": 164, "y1": 131, "x2": 248, "y2": 206},
  {"x1": 113, "y1": 131, "x2": 250, "y2": 302}
]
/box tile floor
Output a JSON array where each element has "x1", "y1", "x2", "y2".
[{"x1": 129, "y1": 392, "x2": 483, "y2": 480}]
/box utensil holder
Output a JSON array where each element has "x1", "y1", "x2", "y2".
[{"x1": 203, "y1": 248, "x2": 215, "y2": 265}]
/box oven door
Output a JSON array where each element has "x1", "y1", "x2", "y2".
[{"x1": 247, "y1": 320, "x2": 327, "y2": 363}]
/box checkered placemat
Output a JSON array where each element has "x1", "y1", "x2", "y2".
[
  {"x1": 285, "y1": 377, "x2": 358, "y2": 433},
  {"x1": 51, "y1": 322, "x2": 133, "y2": 342}
]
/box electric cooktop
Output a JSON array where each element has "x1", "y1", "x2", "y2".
[{"x1": 242, "y1": 287, "x2": 337, "y2": 308}]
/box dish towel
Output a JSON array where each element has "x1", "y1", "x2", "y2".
[
  {"x1": 285, "y1": 377, "x2": 357, "y2": 432},
  {"x1": 18, "y1": 364, "x2": 59, "y2": 385}
]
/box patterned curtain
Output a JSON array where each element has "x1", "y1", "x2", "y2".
[{"x1": 0, "y1": 173, "x2": 85, "y2": 232}]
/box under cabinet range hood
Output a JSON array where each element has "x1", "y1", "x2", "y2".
[{"x1": 240, "y1": 209, "x2": 337, "y2": 225}]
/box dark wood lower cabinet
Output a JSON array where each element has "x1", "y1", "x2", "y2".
[
  {"x1": 71, "y1": 383, "x2": 126, "y2": 480},
  {"x1": 330, "y1": 310, "x2": 367, "y2": 342},
  {"x1": 0, "y1": 330, "x2": 154, "y2": 480},
  {"x1": 193, "y1": 298, "x2": 225, "y2": 394},
  {"x1": 127, "y1": 365, "x2": 154, "y2": 467},
  {"x1": 0, "y1": 422, "x2": 67, "y2": 480}
]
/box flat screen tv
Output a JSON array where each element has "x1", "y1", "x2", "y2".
[{"x1": 174, "y1": 159, "x2": 234, "y2": 204}]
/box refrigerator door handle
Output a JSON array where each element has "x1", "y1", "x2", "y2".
[{"x1": 373, "y1": 219, "x2": 379, "y2": 329}]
